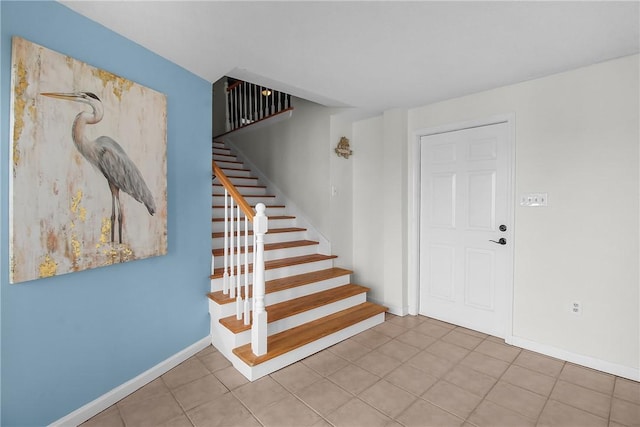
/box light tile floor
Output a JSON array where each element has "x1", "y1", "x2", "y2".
[{"x1": 82, "y1": 314, "x2": 640, "y2": 427}]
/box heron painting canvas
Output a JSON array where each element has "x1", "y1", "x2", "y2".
[{"x1": 9, "y1": 37, "x2": 167, "y2": 284}]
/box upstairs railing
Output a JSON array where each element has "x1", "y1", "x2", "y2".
[
  {"x1": 213, "y1": 161, "x2": 269, "y2": 356},
  {"x1": 226, "y1": 80, "x2": 292, "y2": 132}
]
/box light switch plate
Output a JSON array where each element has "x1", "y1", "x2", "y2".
[{"x1": 520, "y1": 193, "x2": 548, "y2": 207}]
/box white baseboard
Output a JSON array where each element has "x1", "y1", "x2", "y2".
[
  {"x1": 50, "y1": 336, "x2": 210, "y2": 427},
  {"x1": 509, "y1": 335, "x2": 640, "y2": 382},
  {"x1": 368, "y1": 297, "x2": 407, "y2": 316}
]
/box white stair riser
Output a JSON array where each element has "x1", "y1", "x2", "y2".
[
  {"x1": 211, "y1": 217, "x2": 296, "y2": 233},
  {"x1": 212, "y1": 230, "x2": 307, "y2": 247},
  {"x1": 213, "y1": 154, "x2": 237, "y2": 162},
  {"x1": 213, "y1": 148, "x2": 231, "y2": 156},
  {"x1": 213, "y1": 176, "x2": 258, "y2": 186},
  {"x1": 213, "y1": 195, "x2": 276, "y2": 205},
  {"x1": 213, "y1": 244, "x2": 317, "y2": 268},
  {"x1": 215, "y1": 160, "x2": 244, "y2": 169},
  {"x1": 210, "y1": 274, "x2": 351, "y2": 318},
  {"x1": 210, "y1": 259, "x2": 335, "y2": 292},
  {"x1": 218, "y1": 168, "x2": 252, "y2": 178},
  {"x1": 212, "y1": 206, "x2": 286, "y2": 217},
  {"x1": 213, "y1": 186, "x2": 268, "y2": 196},
  {"x1": 227, "y1": 293, "x2": 368, "y2": 348},
  {"x1": 228, "y1": 312, "x2": 386, "y2": 381}
]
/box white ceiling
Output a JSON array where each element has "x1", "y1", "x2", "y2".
[{"x1": 61, "y1": 1, "x2": 639, "y2": 113}]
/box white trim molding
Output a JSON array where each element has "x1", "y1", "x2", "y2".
[
  {"x1": 50, "y1": 336, "x2": 210, "y2": 427},
  {"x1": 367, "y1": 296, "x2": 407, "y2": 317},
  {"x1": 510, "y1": 335, "x2": 640, "y2": 382},
  {"x1": 408, "y1": 113, "x2": 517, "y2": 341}
]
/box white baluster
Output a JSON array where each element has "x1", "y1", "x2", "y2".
[
  {"x1": 229, "y1": 197, "x2": 235, "y2": 299},
  {"x1": 223, "y1": 189, "x2": 229, "y2": 294},
  {"x1": 243, "y1": 82, "x2": 247, "y2": 126},
  {"x1": 230, "y1": 86, "x2": 235, "y2": 130},
  {"x1": 270, "y1": 88, "x2": 275, "y2": 115},
  {"x1": 244, "y1": 215, "x2": 250, "y2": 325},
  {"x1": 236, "y1": 204, "x2": 242, "y2": 320},
  {"x1": 251, "y1": 203, "x2": 269, "y2": 356},
  {"x1": 258, "y1": 86, "x2": 262, "y2": 120}
]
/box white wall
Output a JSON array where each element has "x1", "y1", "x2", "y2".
[
  {"x1": 352, "y1": 110, "x2": 409, "y2": 314},
  {"x1": 352, "y1": 117, "x2": 385, "y2": 302},
  {"x1": 228, "y1": 97, "x2": 356, "y2": 268},
  {"x1": 231, "y1": 97, "x2": 331, "y2": 234},
  {"x1": 329, "y1": 113, "x2": 354, "y2": 269},
  {"x1": 352, "y1": 54, "x2": 638, "y2": 377}
]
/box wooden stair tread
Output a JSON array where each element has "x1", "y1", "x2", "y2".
[
  {"x1": 218, "y1": 166, "x2": 251, "y2": 172},
  {"x1": 207, "y1": 267, "x2": 352, "y2": 305},
  {"x1": 212, "y1": 193, "x2": 275, "y2": 198},
  {"x1": 212, "y1": 204, "x2": 285, "y2": 209},
  {"x1": 212, "y1": 215, "x2": 295, "y2": 223},
  {"x1": 214, "y1": 159, "x2": 243, "y2": 164},
  {"x1": 212, "y1": 239, "x2": 317, "y2": 256},
  {"x1": 215, "y1": 175, "x2": 258, "y2": 181},
  {"x1": 220, "y1": 284, "x2": 370, "y2": 333},
  {"x1": 210, "y1": 254, "x2": 337, "y2": 279},
  {"x1": 213, "y1": 183, "x2": 267, "y2": 190},
  {"x1": 232, "y1": 302, "x2": 387, "y2": 366},
  {"x1": 212, "y1": 227, "x2": 306, "y2": 239}
]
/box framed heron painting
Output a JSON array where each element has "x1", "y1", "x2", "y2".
[{"x1": 9, "y1": 37, "x2": 167, "y2": 284}]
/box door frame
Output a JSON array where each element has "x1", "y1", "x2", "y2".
[{"x1": 408, "y1": 113, "x2": 516, "y2": 343}]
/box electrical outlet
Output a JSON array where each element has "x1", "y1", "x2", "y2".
[{"x1": 571, "y1": 301, "x2": 582, "y2": 315}]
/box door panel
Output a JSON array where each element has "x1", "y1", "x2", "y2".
[
  {"x1": 428, "y1": 244, "x2": 456, "y2": 301},
  {"x1": 419, "y1": 122, "x2": 511, "y2": 337},
  {"x1": 431, "y1": 173, "x2": 456, "y2": 227}
]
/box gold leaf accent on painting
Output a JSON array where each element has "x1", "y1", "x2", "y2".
[
  {"x1": 12, "y1": 59, "x2": 29, "y2": 170},
  {"x1": 70, "y1": 190, "x2": 87, "y2": 222},
  {"x1": 70, "y1": 233, "x2": 81, "y2": 270},
  {"x1": 71, "y1": 190, "x2": 82, "y2": 213},
  {"x1": 39, "y1": 254, "x2": 57, "y2": 278},
  {"x1": 98, "y1": 217, "x2": 111, "y2": 245},
  {"x1": 91, "y1": 69, "x2": 134, "y2": 101}
]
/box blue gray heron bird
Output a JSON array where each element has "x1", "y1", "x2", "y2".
[{"x1": 41, "y1": 91, "x2": 156, "y2": 244}]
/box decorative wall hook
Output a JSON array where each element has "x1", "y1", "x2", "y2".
[{"x1": 335, "y1": 136, "x2": 353, "y2": 159}]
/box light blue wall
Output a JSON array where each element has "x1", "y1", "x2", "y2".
[{"x1": 1, "y1": 2, "x2": 212, "y2": 425}]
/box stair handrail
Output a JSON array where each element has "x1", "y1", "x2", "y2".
[
  {"x1": 213, "y1": 161, "x2": 254, "y2": 221},
  {"x1": 213, "y1": 160, "x2": 268, "y2": 356}
]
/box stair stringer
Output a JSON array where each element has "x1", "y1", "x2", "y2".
[
  {"x1": 219, "y1": 137, "x2": 331, "y2": 256},
  {"x1": 232, "y1": 311, "x2": 385, "y2": 381}
]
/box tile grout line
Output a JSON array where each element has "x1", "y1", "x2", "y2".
[
  {"x1": 459, "y1": 336, "x2": 525, "y2": 425},
  {"x1": 530, "y1": 358, "x2": 566, "y2": 426}
]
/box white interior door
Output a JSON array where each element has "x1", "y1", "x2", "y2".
[{"x1": 419, "y1": 122, "x2": 513, "y2": 337}]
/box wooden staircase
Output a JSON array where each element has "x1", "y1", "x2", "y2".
[{"x1": 209, "y1": 140, "x2": 387, "y2": 380}]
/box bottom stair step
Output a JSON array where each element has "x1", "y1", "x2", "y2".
[
  {"x1": 219, "y1": 284, "x2": 370, "y2": 334},
  {"x1": 232, "y1": 302, "x2": 387, "y2": 367}
]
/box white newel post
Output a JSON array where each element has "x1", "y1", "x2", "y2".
[{"x1": 251, "y1": 203, "x2": 268, "y2": 356}]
